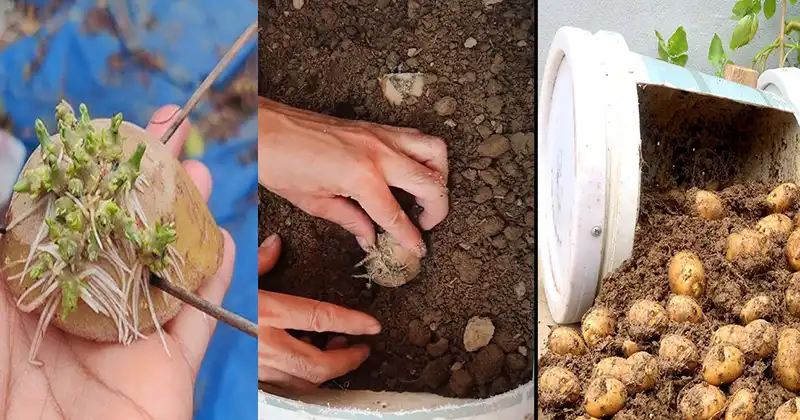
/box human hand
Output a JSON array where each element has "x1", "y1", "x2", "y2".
[
  {"x1": 258, "y1": 234, "x2": 381, "y2": 393},
  {"x1": 0, "y1": 105, "x2": 236, "y2": 420},
  {"x1": 257, "y1": 98, "x2": 449, "y2": 254}
]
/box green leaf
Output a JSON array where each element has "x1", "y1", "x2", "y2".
[
  {"x1": 792, "y1": 0, "x2": 797, "y2": 5},
  {"x1": 731, "y1": 14, "x2": 756, "y2": 49},
  {"x1": 667, "y1": 26, "x2": 689, "y2": 55},
  {"x1": 765, "y1": 0, "x2": 776, "y2": 19},
  {"x1": 655, "y1": 30, "x2": 669, "y2": 61},
  {"x1": 672, "y1": 54, "x2": 689, "y2": 67},
  {"x1": 750, "y1": 14, "x2": 760, "y2": 41},
  {"x1": 752, "y1": 0, "x2": 761, "y2": 14},
  {"x1": 733, "y1": 0, "x2": 752, "y2": 16},
  {"x1": 708, "y1": 33, "x2": 725, "y2": 67}
]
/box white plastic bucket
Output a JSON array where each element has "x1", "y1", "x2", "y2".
[{"x1": 538, "y1": 26, "x2": 800, "y2": 324}]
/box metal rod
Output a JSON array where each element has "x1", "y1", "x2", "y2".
[
  {"x1": 157, "y1": 22, "x2": 258, "y2": 145},
  {"x1": 150, "y1": 273, "x2": 257, "y2": 338}
]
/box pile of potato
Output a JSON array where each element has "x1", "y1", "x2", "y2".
[{"x1": 539, "y1": 183, "x2": 800, "y2": 419}]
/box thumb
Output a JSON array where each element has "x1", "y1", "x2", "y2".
[{"x1": 259, "y1": 234, "x2": 281, "y2": 275}]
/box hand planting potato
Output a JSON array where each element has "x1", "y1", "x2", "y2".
[
  {"x1": 356, "y1": 231, "x2": 422, "y2": 287},
  {"x1": 667, "y1": 295, "x2": 704, "y2": 323},
  {"x1": 658, "y1": 334, "x2": 699, "y2": 375},
  {"x1": 740, "y1": 294, "x2": 774, "y2": 324},
  {"x1": 547, "y1": 327, "x2": 587, "y2": 356},
  {"x1": 787, "y1": 229, "x2": 800, "y2": 271},
  {"x1": 767, "y1": 182, "x2": 799, "y2": 214},
  {"x1": 726, "y1": 229, "x2": 769, "y2": 263},
  {"x1": 668, "y1": 251, "x2": 706, "y2": 298},
  {"x1": 621, "y1": 339, "x2": 641, "y2": 357},
  {"x1": 786, "y1": 273, "x2": 800, "y2": 317},
  {"x1": 725, "y1": 389, "x2": 756, "y2": 420},
  {"x1": 702, "y1": 345, "x2": 745, "y2": 385},
  {"x1": 584, "y1": 376, "x2": 627, "y2": 418},
  {"x1": 775, "y1": 398, "x2": 800, "y2": 420},
  {"x1": 627, "y1": 299, "x2": 668, "y2": 341},
  {"x1": 582, "y1": 307, "x2": 616, "y2": 348},
  {"x1": 679, "y1": 383, "x2": 726, "y2": 420},
  {"x1": 538, "y1": 367, "x2": 581, "y2": 408},
  {"x1": 757, "y1": 214, "x2": 793, "y2": 238},
  {"x1": 691, "y1": 190, "x2": 726, "y2": 220},
  {"x1": 0, "y1": 102, "x2": 223, "y2": 364},
  {"x1": 775, "y1": 328, "x2": 800, "y2": 391}
]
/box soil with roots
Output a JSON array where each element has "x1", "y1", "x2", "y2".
[{"x1": 259, "y1": 0, "x2": 534, "y2": 399}]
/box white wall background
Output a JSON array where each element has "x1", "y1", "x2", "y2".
[{"x1": 537, "y1": 0, "x2": 786, "y2": 85}]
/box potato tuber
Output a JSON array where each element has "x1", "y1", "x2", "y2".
[
  {"x1": 668, "y1": 251, "x2": 706, "y2": 298},
  {"x1": 692, "y1": 190, "x2": 726, "y2": 220},
  {"x1": 767, "y1": 183, "x2": 799, "y2": 214},
  {"x1": 787, "y1": 229, "x2": 800, "y2": 271},
  {"x1": 702, "y1": 345, "x2": 745, "y2": 385},
  {"x1": 593, "y1": 352, "x2": 658, "y2": 393},
  {"x1": 726, "y1": 229, "x2": 768, "y2": 263},
  {"x1": 740, "y1": 294, "x2": 773, "y2": 324},
  {"x1": 621, "y1": 340, "x2": 642, "y2": 357},
  {"x1": 582, "y1": 307, "x2": 615, "y2": 348},
  {"x1": 775, "y1": 397, "x2": 800, "y2": 420},
  {"x1": 679, "y1": 383, "x2": 726, "y2": 420},
  {"x1": 757, "y1": 214, "x2": 793, "y2": 238},
  {"x1": 356, "y1": 232, "x2": 422, "y2": 287},
  {"x1": 775, "y1": 328, "x2": 800, "y2": 392},
  {"x1": 725, "y1": 389, "x2": 756, "y2": 420},
  {"x1": 584, "y1": 376, "x2": 627, "y2": 418},
  {"x1": 627, "y1": 299, "x2": 668, "y2": 341},
  {"x1": 538, "y1": 367, "x2": 581, "y2": 408},
  {"x1": 667, "y1": 295, "x2": 704, "y2": 323},
  {"x1": 547, "y1": 327, "x2": 587, "y2": 356},
  {"x1": 787, "y1": 273, "x2": 800, "y2": 317},
  {"x1": 658, "y1": 334, "x2": 699, "y2": 375}
]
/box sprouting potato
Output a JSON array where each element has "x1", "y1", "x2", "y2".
[
  {"x1": 767, "y1": 183, "x2": 799, "y2": 214},
  {"x1": 726, "y1": 229, "x2": 769, "y2": 263},
  {"x1": 668, "y1": 251, "x2": 706, "y2": 298},
  {"x1": 679, "y1": 383, "x2": 727, "y2": 420},
  {"x1": 725, "y1": 388, "x2": 756, "y2": 420},
  {"x1": 702, "y1": 345, "x2": 745, "y2": 386},
  {"x1": 740, "y1": 294, "x2": 774, "y2": 324},
  {"x1": 787, "y1": 229, "x2": 800, "y2": 271},
  {"x1": 787, "y1": 273, "x2": 800, "y2": 317},
  {"x1": 775, "y1": 328, "x2": 800, "y2": 392},
  {"x1": 757, "y1": 214, "x2": 794, "y2": 237},
  {"x1": 667, "y1": 295, "x2": 704, "y2": 323},
  {"x1": 584, "y1": 376, "x2": 627, "y2": 418},
  {"x1": 358, "y1": 232, "x2": 422, "y2": 287},
  {"x1": 659, "y1": 334, "x2": 699, "y2": 375},
  {"x1": 627, "y1": 300, "x2": 668, "y2": 341},
  {"x1": 775, "y1": 397, "x2": 800, "y2": 420},
  {"x1": 622, "y1": 340, "x2": 642, "y2": 357},
  {"x1": 582, "y1": 307, "x2": 616, "y2": 348},
  {"x1": 547, "y1": 327, "x2": 587, "y2": 356},
  {"x1": 538, "y1": 367, "x2": 581, "y2": 408}
]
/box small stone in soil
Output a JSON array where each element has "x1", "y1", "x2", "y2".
[
  {"x1": 434, "y1": 96, "x2": 458, "y2": 116},
  {"x1": 464, "y1": 316, "x2": 495, "y2": 351},
  {"x1": 489, "y1": 376, "x2": 510, "y2": 395},
  {"x1": 479, "y1": 168, "x2": 500, "y2": 186},
  {"x1": 451, "y1": 250, "x2": 481, "y2": 283},
  {"x1": 473, "y1": 114, "x2": 486, "y2": 125},
  {"x1": 293, "y1": 0, "x2": 304, "y2": 9},
  {"x1": 464, "y1": 37, "x2": 477, "y2": 48},
  {"x1": 510, "y1": 132, "x2": 533, "y2": 155},
  {"x1": 444, "y1": 119, "x2": 457, "y2": 128},
  {"x1": 477, "y1": 134, "x2": 510, "y2": 157},
  {"x1": 514, "y1": 281, "x2": 527, "y2": 299},
  {"x1": 451, "y1": 361, "x2": 464, "y2": 371},
  {"x1": 421, "y1": 357, "x2": 452, "y2": 388},
  {"x1": 407, "y1": 48, "x2": 418, "y2": 57},
  {"x1": 493, "y1": 330, "x2": 520, "y2": 353},
  {"x1": 469, "y1": 344, "x2": 505, "y2": 384},
  {"x1": 518, "y1": 346, "x2": 528, "y2": 356},
  {"x1": 427, "y1": 337, "x2": 450, "y2": 357},
  {"x1": 408, "y1": 319, "x2": 431, "y2": 347},
  {"x1": 462, "y1": 168, "x2": 477, "y2": 181},
  {"x1": 473, "y1": 186, "x2": 492, "y2": 203},
  {"x1": 485, "y1": 95, "x2": 505, "y2": 116},
  {"x1": 449, "y1": 369, "x2": 475, "y2": 397},
  {"x1": 480, "y1": 216, "x2": 505, "y2": 236},
  {"x1": 476, "y1": 124, "x2": 494, "y2": 140},
  {"x1": 504, "y1": 225, "x2": 524, "y2": 241}
]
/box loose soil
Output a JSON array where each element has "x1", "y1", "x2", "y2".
[
  {"x1": 258, "y1": 0, "x2": 534, "y2": 398},
  {"x1": 538, "y1": 183, "x2": 800, "y2": 419}
]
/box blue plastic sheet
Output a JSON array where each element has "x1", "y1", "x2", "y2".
[{"x1": 1, "y1": 1, "x2": 257, "y2": 419}]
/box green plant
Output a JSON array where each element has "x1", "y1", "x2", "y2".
[
  {"x1": 709, "y1": 33, "x2": 735, "y2": 77},
  {"x1": 656, "y1": 26, "x2": 690, "y2": 66}
]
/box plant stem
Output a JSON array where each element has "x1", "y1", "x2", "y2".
[{"x1": 781, "y1": 0, "x2": 787, "y2": 67}]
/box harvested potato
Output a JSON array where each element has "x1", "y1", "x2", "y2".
[
  {"x1": 744, "y1": 319, "x2": 778, "y2": 361},
  {"x1": 711, "y1": 325, "x2": 747, "y2": 349},
  {"x1": 659, "y1": 334, "x2": 699, "y2": 375},
  {"x1": 679, "y1": 383, "x2": 727, "y2": 420},
  {"x1": 787, "y1": 273, "x2": 800, "y2": 317},
  {"x1": 702, "y1": 345, "x2": 745, "y2": 385},
  {"x1": 726, "y1": 229, "x2": 769, "y2": 263},
  {"x1": 626, "y1": 351, "x2": 659, "y2": 392},
  {"x1": 667, "y1": 295, "x2": 704, "y2": 323},
  {"x1": 775, "y1": 328, "x2": 800, "y2": 391},
  {"x1": 787, "y1": 229, "x2": 800, "y2": 271},
  {"x1": 594, "y1": 356, "x2": 629, "y2": 379},
  {"x1": 627, "y1": 300, "x2": 668, "y2": 341},
  {"x1": 546, "y1": 327, "x2": 587, "y2": 356},
  {"x1": 757, "y1": 214, "x2": 793, "y2": 237},
  {"x1": 725, "y1": 389, "x2": 756, "y2": 420},
  {"x1": 668, "y1": 251, "x2": 706, "y2": 298},
  {"x1": 584, "y1": 376, "x2": 627, "y2": 418},
  {"x1": 538, "y1": 367, "x2": 581, "y2": 408},
  {"x1": 622, "y1": 340, "x2": 642, "y2": 357},
  {"x1": 767, "y1": 183, "x2": 799, "y2": 214},
  {"x1": 740, "y1": 294, "x2": 773, "y2": 324},
  {"x1": 0, "y1": 103, "x2": 224, "y2": 363},
  {"x1": 358, "y1": 232, "x2": 422, "y2": 287},
  {"x1": 582, "y1": 307, "x2": 616, "y2": 348},
  {"x1": 775, "y1": 397, "x2": 800, "y2": 420},
  {"x1": 692, "y1": 190, "x2": 725, "y2": 220}
]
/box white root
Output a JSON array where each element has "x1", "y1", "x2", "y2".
[
  {"x1": 28, "y1": 293, "x2": 59, "y2": 366},
  {"x1": 17, "y1": 279, "x2": 59, "y2": 313},
  {"x1": 65, "y1": 193, "x2": 90, "y2": 219},
  {"x1": 141, "y1": 269, "x2": 170, "y2": 357},
  {"x1": 89, "y1": 208, "x2": 104, "y2": 252},
  {"x1": 15, "y1": 272, "x2": 53, "y2": 306}
]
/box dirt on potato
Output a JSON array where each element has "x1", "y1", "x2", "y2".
[
  {"x1": 538, "y1": 183, "x2": 800, "y2": 419},
  {"x1": 258, "y1": 0, "x2": 534, "y2": 399}
]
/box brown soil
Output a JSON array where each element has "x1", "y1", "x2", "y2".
[
  {"x1": 258, "y1": 0, "x2": 534, "y2": 398},
  {"x1": 538, "y1": 183, "x2": 800, "y2": 419}
]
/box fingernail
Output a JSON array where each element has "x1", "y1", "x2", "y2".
[
  {"x1": 261, "y1": 234, "x2": 278, "y2": 248},
  {"x1": 148, "y1": 104, "x2": 180, "y2": 125},
  {"x1": 356, "y1": 236, "x2": 370, "y2": 250},
  {"x1": 367, "y1": 321, "x2": 382, "y2": 335}
]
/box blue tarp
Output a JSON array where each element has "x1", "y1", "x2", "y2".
[{"x1": 1, "y1": 1, "x2": 258, "y2": 419}]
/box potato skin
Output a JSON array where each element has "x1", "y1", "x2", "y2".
[
  {"x1": 584, "y1": 376, "x2": 627, "y2": 418},
  {"x1": 726, "y1": 229, "x2": 768, "y2": 263},
  {"x1": 679, "y1": 383, "x2": 727, "y2": 420},
  {"x1": 667, "y1": 295, "x2": 704, "y2": 323},
  {"x1": 775, "y1": 328, "x2": 800, "y2": 392},
  {"x1": 625, "y1": 352, "x2": 659, "y2": 393},
  {"x1": 659, "y1": 334, "x2": 699, "y2": 375},
  {"x1": 627, "y1": 300, "x2": 668, "y2": 341},
  {"x1": 725, "y1": 389, "x2": 756, "y2": 420},
  {"x1": 787, "y1": 273, "x2": 800, "y2": 317},
  {"x1": 702, "y1": 345, "x2": 745, "y2": 386},
  {"x1": 787, "y1": 229, "x2": 800, "y2": 271},
  {"x1": 767, "y1": 183, "x2": 799, "y2": 214},
  {"x1": 693, "y1": 190, "x2": 726, "y2": 220},
  {"x1": 538, "y1": 367, "x2": 581, "y2": 408},
  {"x1": 740, "y1": 294, "x2": 773, "y2": 324},
  {"x1": 547, "y1": 327, "x2": 587, "y2": 356},
  {"x1": 744, "y1": 319, "x2": 778, "y2": 361},
  {"x1": 668, "y1": 251, "x2": 706, "y2": 298},
  {"x1": 775, "y1": 397, "x2": 800, "y2": 420},
  {"x1": 582, "y1": 308, "x2": 616, "y2": 348},
  {"x1": 621, "y1": 340, "x2": 642, "y2": 357},
  {"x1": 757, "y1": 214, "x2": 793, "y2": 237}
]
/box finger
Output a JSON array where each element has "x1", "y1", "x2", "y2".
[
  {"x1": 259, "y1": 291, "x2": 381, "y2": 335},
  {"x1": 379, "y1": 155, "x2": 449, "y2": 231},
  {"x1": 326, "y1": 336, "x2": 348, "y2": 350},
  {"x1": 258, "y1": 365, "x2": 317, "y2": 394},
  {"x1": 182, "y1": 160, "x2": 212, "y2": 201},
  {"x1": 166, "y1": 229, "x2": 236, "y2": 375},
  {"x1": 258, "y1": 234, "x2": 281, "y2": 275},
  {"x1": 301, "y1": 197, "x2": 376, "y2": 249},
  {"x1": 383, "y1": 130, "x2": 449, "y2": 182},
  {"x1": 145, "y1": 105, "x2": 191, "y2": 156},
  {"x1": 352, "y1": 178, "x2": 424, "y2": 254}
]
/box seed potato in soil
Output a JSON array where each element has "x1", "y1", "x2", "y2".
[
  {"x1": 259, "y1": 0, "x2": 533, "y2": 398},
  {"x1": 538, "y1": 182, "x2": 800, "y2": 419}
]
